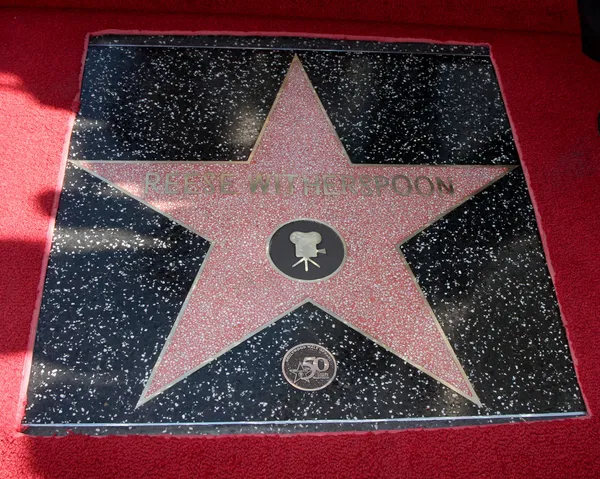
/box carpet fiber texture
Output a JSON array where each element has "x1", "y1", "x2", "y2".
[
  {"x1": 1, "y1": 7, "x2": 600, "y2": 479},
  {"x1": 0, "y1": 0, "x2": 582, "y2": 34}
]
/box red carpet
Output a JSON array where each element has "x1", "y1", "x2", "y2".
[
  {"x1": 0, "y1": 0, "x2": 582, "y2": 34},
  {"x1": 1, "y1": 6, "x2": 600, "y2": 478}
]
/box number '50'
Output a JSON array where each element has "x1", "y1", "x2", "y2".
[{"x1": 302, "y1": 356, "x2": 330, "y2": 378}]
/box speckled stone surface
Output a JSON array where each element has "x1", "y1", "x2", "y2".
[
  {"x1": 401, "y1": 168, "x2": 583, "y2": 413},
  {"x1": 71, "y1": 36, "x2": 515, "y2": 166},
  {"x1": 24, "y1": 35, "x2": 584, "y2": 435}
]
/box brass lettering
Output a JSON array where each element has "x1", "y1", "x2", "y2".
[
  {"x1": 436, "y1": 177, "x2": 454, "y2": 195},
  {"x1": 303, "y1": 176, "x2": 321, "y2": 195},
  {"x1": 283, "y1": 174, "x2": 298, "y2": 195},
  {"x1": 203, "y1": 172, "x2": 216, "y2": 194},
  {"x1": 373, "y1": 176, "x2": 389, "y2": 196},
  {"x1": 414, "y1": 176, "x2": 434, "y2": 196},
  {"x1": 145, "y1": 172, "x2": 161, "y2": 193},
  {"x1": 249, "y1": 173, "x2": 271, "y2": 194},
  {"x1": 391, "y1": 175, "x2": 412, "y2": 196},
  {"x1": 184, "y1": 174, "x2": 201, "y2": 194},
  {"x1": 165, "y1": 173, "x2": 178, "y2": 195},
  {"x1": 220, "y1": 173, "x2": 236, "y2": 195},
  {"x1": 144, "y1": 172, "x2": 452, "y2": 198},
  {"x1": 274, "y1": 174, "x2": 281, "y2": 194},
  {"x1": 359, "y1": 175, "x2": 373, "y2": 196},
  {"x1": 322, "y1": 175, "x2": 339, "y2": 196},
  {"x1": 341, "y1": 176, "x2": 357, "y2": 195}
]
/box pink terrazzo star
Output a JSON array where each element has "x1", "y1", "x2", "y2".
[{"x1": 74, "y1": 56, "x2": 513, "y2": 406}]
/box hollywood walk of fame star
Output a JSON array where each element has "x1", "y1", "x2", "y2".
[{"x1": 72, "y1": 56, "x2": 513, "y2": 407}]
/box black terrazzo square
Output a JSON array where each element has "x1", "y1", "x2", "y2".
[{"x1": 23, "y1": 35, "x2": 584, "y2": 435}]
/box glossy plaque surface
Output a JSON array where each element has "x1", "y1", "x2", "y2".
[{"x1": 23, "y1": 35, "x2": 584, "y2": 435}]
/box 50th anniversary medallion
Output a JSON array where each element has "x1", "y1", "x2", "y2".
[{"x1": 282, "y1": 344, "x2": 337, "y2": 391}]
